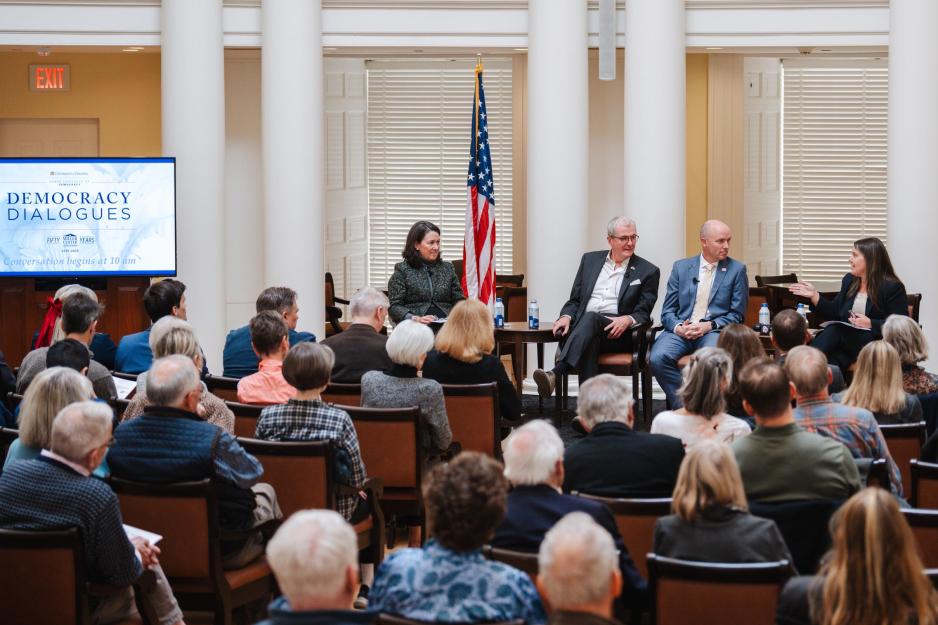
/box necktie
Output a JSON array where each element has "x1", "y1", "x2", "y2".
[{"x1": 691, "y1": 263, "x2": 716, "y2": 322}]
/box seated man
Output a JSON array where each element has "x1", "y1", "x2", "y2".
[
  {"x1": 0, "y1": 401, "x2": 184, "y2": 625},
  {"x1": 650, "y1": 220, "x2": 748, "y2": 408},
  {"x1": 258, "y1": 509, "x2": 376, "y2": 625},
  {"x1": 108, "y1": 355, "x2": 281, "y2": 568},
  {"x1": 237, "y1": 311, "x2": 297, "y2": 404},
  {"x1": 733, "y1": 359, "x2": 861, "y2": 502},
  {"x1": 532, "y1": 217, "x2": 659, "y2": 399},
  {"x1": 116, "y1": 279, "x2": 192, "y2": 374},
  {"x1": 17, "y1": 293, "x2": 117, "y2": 400},
  {"x1": 771, "y1": 309, "x2": 844, "y2": 393},
  {"x1": 320, "y1": 287, "x2": 393, "y2": 383},
  {"x1": 223, "y1": 286, "x2": 317, "y2": 378},
  {"x1": 492, "y1": 420, "x2": 646, "y2": 619},
  {"x1": 785, "y1": 345, "x2": 903, "y2": 497},
  {"x1": 563, "y1": 374, "x2": 684, "y2": 498},
  {"x1": 537, "y1": 512, "x2": 624, "y2": 625},
  {"x1": 46, "y1": 338, "x2": 91, "y2": 374}
]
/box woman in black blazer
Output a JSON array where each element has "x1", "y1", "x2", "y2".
[{"x1": 790, "y1": 237, "x2": 908, "y2": 372}]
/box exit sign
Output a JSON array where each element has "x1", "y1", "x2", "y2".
[{"x1": 29, "y1": 64, "x2": 70, "y2": 91}]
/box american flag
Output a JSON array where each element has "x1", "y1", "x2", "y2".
[{"x1": 462, "y1": 59, "x2": 496, "y2": 305}]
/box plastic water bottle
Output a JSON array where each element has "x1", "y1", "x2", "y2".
[
  {"x1": 796, "y1": 303, "x2": 808, "y2": 322},
  {"x1": 494, "y1": 298, "x2": 505, "y2": 328},
  {"x1": 758, "y1": 303, "x2": 770, "y2": 326},
  {"x1": 528, "y1": 299, "x2": 540, "y2": 329}
]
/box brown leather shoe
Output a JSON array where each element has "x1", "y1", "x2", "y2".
[{"x1": 533, "y1": 369, "x2": 556, "y2": 399}]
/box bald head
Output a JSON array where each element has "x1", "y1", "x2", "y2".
[
  {"x1": 700, "y1": 220, "x2": 732, "y2": 263},
  {"x1": 784, "y1": 345, "x2": 830, "y2": 396},
  {"x1": 50, "y1": 400, "x2": 113, "y2": 465},
  {"x1": 503, "y1": 420, "x2": 564, "y2": 486}
]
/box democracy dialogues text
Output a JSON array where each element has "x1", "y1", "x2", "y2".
[{"x1": 6, "y1": 191, "x2": 133, "y2": 222}]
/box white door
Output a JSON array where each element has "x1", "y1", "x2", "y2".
[{"x1": 0, "y1": 118, "x2": 99, "y2": 157}]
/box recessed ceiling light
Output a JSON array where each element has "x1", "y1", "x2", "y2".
[
  {"x1": 37, "y1": 47, "x2": 51, "y2": 57},
  {"x1": 706, "y1": 47, "x2": 723, "y2": 50},
  {"x1": 122, "y1": 48, "x2": 141, "y2": 52},
  {"x1": 513, "y1": 48, "x2": 527, "y2": 51}
]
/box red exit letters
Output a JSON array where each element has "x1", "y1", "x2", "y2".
[{"x1": 29, "y1": 65, "x2": 70, "y2": 91}]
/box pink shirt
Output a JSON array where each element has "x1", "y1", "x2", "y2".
[{"x1": 237, "y1": 359, "x2": 297, "y2": 405}]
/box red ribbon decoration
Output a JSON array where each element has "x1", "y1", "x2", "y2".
[{"x1": 35, "y1": 297, "x2": 63, "y2": 348}]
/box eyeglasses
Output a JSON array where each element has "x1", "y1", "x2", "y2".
[{"x1": 610, "y1": 235, "x2": 639, "y2": 243}]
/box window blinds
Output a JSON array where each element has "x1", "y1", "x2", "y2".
[
  {"x1": 366, "y1": 58, "x2": 514, "y2": 291},
  {"x1": 781, "y1": 58, "x2": 888, "y2": 283}
]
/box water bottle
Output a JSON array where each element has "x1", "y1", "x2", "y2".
[
  {"x1": 528, "y1": 299, "x2": 540, "y2": 329},
  {"x1": 758, "y1": 303, "x2": 770, "y2": 326},
  {"x1": 494, "y1": 298, "x2": 505, "y2": 328},
  {"x1": 796, "y1": 303, "x2": 808, "y2": 322}
]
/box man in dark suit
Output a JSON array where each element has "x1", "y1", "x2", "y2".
[
  {"x1": 533, "y1": 217, "x2": 660, "y2": 399},
  {"x1": 649, "y1": 220, "x2": 749, "y2": 408},
  {"x1": 563, "y1": 374, "x2": 684, "y2": 498},
  {"x1": 492, "y1": 419, "x2": 647, "y2": 618},
  {"x1": 320, "y1": 287, "x2": 393, "y2": 383}
]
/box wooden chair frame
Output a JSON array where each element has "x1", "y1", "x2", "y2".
[
  {"x1": 482, "y1": 545, "x2": 538, "y2": 580},
  {"x1": 441, "y1": 382, "x2": 501, "y2": 459},
  {"x1": 225, "y1": 401, "x2": 266, "y2": 439},
  {"x1": 0, "y1": 426, "x2": 19, "y2": 464},
  {"x1": 911, "y1": 459, "x2": 938, "y2": 509},
  {"x1": 204, "y1": 375, "x2": 241, "y2": 403},
  {"x1": 901, "y1": 508, "x2": 938, "y2": 569},
  {"x1": 880, "y1": 421, "x2": 926, "y2": 497},
  {"x1": 321, "y1": 382, "x2": 363, "y2": 407}
]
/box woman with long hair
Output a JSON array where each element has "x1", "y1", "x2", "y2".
[
  {"x1": 834, "y1": 340, "x2": 922, "y2": 425},
  {"x1": 717, "y1": 323, "x2": 766, "y2": 418},
  {"x1": 790, "y1": 237, "x2": 908, "y2": 372},
  {"x1": 777, "y1": 487, "x2": 938, "y2": 625}
]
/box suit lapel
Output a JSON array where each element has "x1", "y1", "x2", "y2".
[
  {"x1": 687, "y1": 257, "x2": 701, "y2": 309},
  {"x1": 708, "y1": 259, "x2": 729, "y2": 306},
  {"x1": 617, "y1": 257, "x2": 637, "y2": 300},
  {"x1": 583, "y1": 253, "x2": 606, "y2": 300}
]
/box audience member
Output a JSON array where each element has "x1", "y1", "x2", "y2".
[
  {"x1": 423, "y1": 299, "x2": 522, "y2": 423},
  {"x1": 320, "y1": 287, "x2": 392, "y2": 383},
  {"x1": 834, "y1": 341, "x2": 922, "y2": 424},
  {"x1": 257, "y1": 510, "x2": 375, "y2": 625},
  {"x1": 370, "y1": 452, "x2": 546, "y2": 624},
  {"x1": 653, "y1": 440, "x2": 792, "y2": 564},
  {"x1": 46, "y1": 337, "x2": 91, "y2": 373},
  {"x1": 17, "y1": 292, "x2": 117, "y2": 400},
  {"x1": 883, "y1": 313, "x2": 938, "y2": 395},
  {"x1": 32, "y1": 283, "x2": 117, "y2": 370},
  {"x1": 732, "y1": 360, "x2": 860, "y2": 502},
  {"x1": 223, "y1": 286, "x2": 317, "y2": 379},
  {"x1": 537, "y1": 513, "x2": 625, "y2": 625},
  {"x1": 771, "y1": 309, "x2": 845, "y2": 393},
  {"x1": 786, "y1": 345, "x2": 902, "y2": 496},
  {"x1": 492, "y1": 420, "x2": 646, "y2": 619},
  {"x1": 361, "y1": 320, "x2": 452, "y2": 457},
  {"x1": 115, "y1": 278, "x2": 189, "y2": 374},
  {"x1": 777, "y1": 488, "x2": 938, "y2": 625},
  {"x1": 108, "y1": 355, "x2": 281, "y2": 568},
  {"x1": 650, "y1": 347, "x2": 751, "y2": 449},
  {"x1": 0, "y1": 349, "x2": 14, "y2": 427},
  {"x1": 717, "y1": 323, "x2": 768, "y2": 417},
  {"x1": 564, "y1": 374, "x2": 684, "y2": 498},
  {"x1": 0, "y1": 401, "x2": 185, "y2": 625},
  {"x1": 121, "y1": 317, "x2": 234, "y2": 433},
  {"x1": 237, "y1": 311, "x2": 297, "y2": 404}
]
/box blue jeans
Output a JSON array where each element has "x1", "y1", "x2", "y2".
[{"x1": 649, "y1": 330, "x2": 720, "y2": 408}]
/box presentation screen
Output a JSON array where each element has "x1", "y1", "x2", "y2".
[{"x1": 0, "y1": 157, "x2": 176, "y2": 277}]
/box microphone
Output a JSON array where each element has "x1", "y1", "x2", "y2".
[{"x1": 693, "y1": 277, "x2": 699, "y2": 284}]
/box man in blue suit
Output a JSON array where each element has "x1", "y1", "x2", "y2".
[{"x1": 650, "y1": 220, "x2": 748, "y2": 408}]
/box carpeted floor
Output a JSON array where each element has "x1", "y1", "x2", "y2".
[{"x1": 519, "y1": 393, "x2": 666, "y2": 445}]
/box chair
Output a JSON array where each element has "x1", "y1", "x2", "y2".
[
  {"x1": 902, "y1": 509, "x2": 938, "y2": 568},
  {"x1": 749, "y1": 499, "x2": 842, "y2": 575},
  {"x1": 754, "y1": 273, "x2": 798, "y2": 288},
  {"x1": 482, "y1": 545, "x2": 538, "y2": 581},
  {"x1": 204, "y1": 375, "x2": 241, "y2": 403},
  {"x1": 919, "y1": 392, "x2": 938, "y2": 439},
  {"x1": 864, "y1": 458, "x2": 890, "y2": 490},
  {"x1": 112, "y1": 371, "x2": 138, "y2": 383},
  {"x1": 238, "y1": 438, "x2": 386, "y2": 565},
  {"x1": 6, "y1": 392, "x2": 24, "y2": 411},
  {"x1": 908, "y1": 293, "x2": 922, "y2": 323},
  {"x1": 111, "y1": 477, "x2": 275, "y2": 625},
  {"x1": 500, "y1": 286, "x2": 528, "y2": 322},
  {"x1": 495, "y1": 273, "x2": 525, "y2": 288},
  {"x1": 377, "y1": 616, "x2": 522, "y2": 625},
  {"x1": 928, "y1": 568, "x2": 938, "y2": 590},
  {"x1": 326, "y1": 272, "x2": 351, "y2": 337},
  {"x1": 880, "y1": 421, "x2": 926, "y2": 497},
  {"x1": 442, "y1": 383, "x2": 501, "y2": 459},
  {"x1": 646, "y1": 554, "x2": 792, "y2": 625},
  {"x1": 0, "y1": 427, "x2": 18, "y2": 463},
  {"x1": 225, "y1": 401, "x2": 266, "y2": 438},
  {"x1": 911, "y1": 460, "x2": 938, "y2": 509},
  {"x1": 573, "y1": 493, "x2": 671, "y2": 579},
  {"x1": 321, "y1": 382, "x2": 362, "y2": 407},
  {"x1": 108, "y1": 397, "x2": 131, "y2": 421}
]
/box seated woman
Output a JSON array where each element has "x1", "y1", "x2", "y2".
[
  {"x1": 653, "y1": 440, "x2": 791, "y2": 564},
  {"x1": 122, "y1": 317, "x2": 234, "y2": 433},
  {"x1": 361, "y1": 320, "x2": 452, "y2": 457},
  {"x1": 790, "y1": 237, "x2": 908, "y2": 372},
  {"x1": 388, "y1": 220, "x2": 465, "y2": 324},
  {"x1": 32, "y1": 283, "x2": 117, "y2": 370},
  {"x1": 3, "y1": 367, "x2": 107, "y2": 477},
  {"x1": 370, "y1": 452, "x2": 546, "y2": 625},
  {"x1": 833, "y1": 341, "x2": 922, "y2": 425},
  {"x1": 650, "y1": 347, "x2": 751, "y2": 449},
  {"x1": 717, "y1": 323, "x2": 766, "y2": 419},
  {"x1": 882, "y1": 314, "x2": 938, "y2": 395},
  {"x1": 422, "y1": 299, "x2": 522, "y2": 424},
  {"x1": 777, "y1": 488, "x2": 938, "y2": 625}
]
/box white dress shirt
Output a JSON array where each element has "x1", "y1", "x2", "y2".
[
  {"x1": 690, "y1": 254, "x2": 717, "y2": 322},
  {"x1": 586, "y1": 254, "x2": 628, "y2": 315}
]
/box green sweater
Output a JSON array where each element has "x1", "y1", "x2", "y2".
[{"x1": 732, "y1": 422, "x2": 861, "y2": 502}]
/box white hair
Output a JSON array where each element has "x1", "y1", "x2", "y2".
[
  {"x1": 538, "y1": 512, "x2": 618, "y2": 608},
  {"x1": 148, "y1": 315, "x2": 194, "y2": 352},
  {"x1": 146, "y1": 355, "x2": 200, "y2": 407},
  {"x1": 51, "y1": 284, "x2": 99, "y2": 343},
  {"x1": 50, "y1": 400, "x2": 113, "y2": 463},
  {"x1": 577, "y1": 374, "x2": 634, "y2": 428},
  {"x1": 350, "y1": 287, "x2": 389, "y2": 319},
  {"x1": 606, "y1": 216, "x2": 636, "y2": 237},
  {"x1": 503, "y1": 419, "x2": 564, "y2": 486},
  {"x1": 266, "y1": 509, "x2": 357, "y2": 604},
  {"x1": 386, "y1": 320, "x2": 435, "y2": 367}
]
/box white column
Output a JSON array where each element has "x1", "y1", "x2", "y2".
[
  {"x1": 262, "y1": 0, "x2": 325, "y2": 337},
  {"x1": 527, "y1": 0, "x2": 589, "y2": 374},
  {"x1": 888, "y1": 0, "x2": 938, "y2": 368},
  {"x1": 161, "y1": 0, "x2": 226, "y2": 369},
  {"x1": 624, "y1": 0, "x2": 686, "y2": 311}
]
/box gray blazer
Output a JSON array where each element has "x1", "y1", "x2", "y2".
[{"x1": 387, "y1": 260, "x2": 465, "y2": 323}]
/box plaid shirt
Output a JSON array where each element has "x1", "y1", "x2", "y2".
[
  {"x1": 794, "y1": 395, "x2": 903, "y2": 496},
  {"x1": 255, "y1": 399, "x2": 366, "y2": 520}
]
